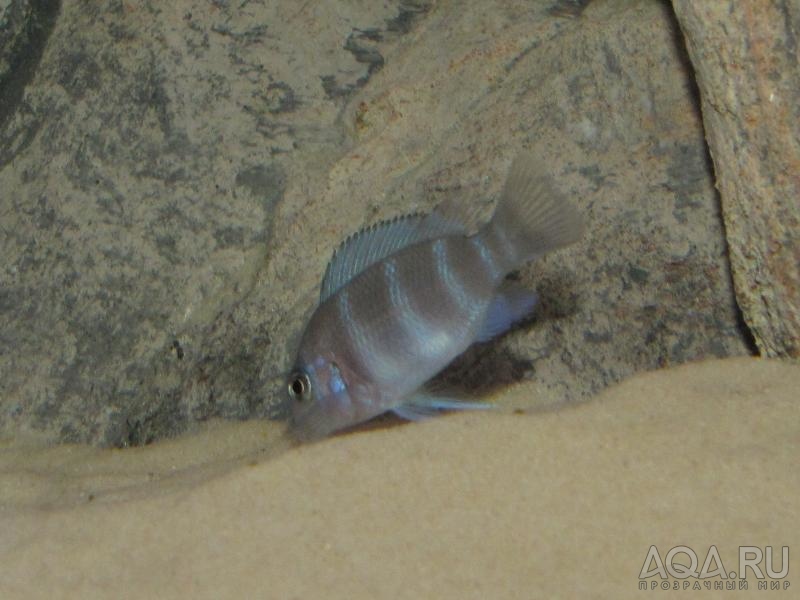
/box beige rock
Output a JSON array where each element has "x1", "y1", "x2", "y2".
[
  {"x1": 1, "y1": 0, "x2": 751, "y2": 445},
  {"x1": 673, "y1": 0, "x2": 800, "y2": 357},
  {"x1": 1, "y1": 357, "x2": 797, "y2": 598}
]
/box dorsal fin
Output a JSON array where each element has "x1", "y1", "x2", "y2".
[{"x1": 318, "y1": 206, "x2": 469, "y2": 303}]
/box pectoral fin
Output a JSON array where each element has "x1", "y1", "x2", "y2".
[{"x1": 393, "y1": 393, "x2": 492, "y2": 421}]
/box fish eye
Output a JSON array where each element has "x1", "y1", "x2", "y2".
[{"x1": 288, "y1": 371, "x2": 311, "y2": 402}]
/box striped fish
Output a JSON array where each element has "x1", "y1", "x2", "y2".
[{"x1": 287, "y1": 154, "x2": 583, "y2": 441}]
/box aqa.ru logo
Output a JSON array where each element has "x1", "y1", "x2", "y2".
[{"x1": 639, "y1": 546, "x2": 790, "y2": 591}]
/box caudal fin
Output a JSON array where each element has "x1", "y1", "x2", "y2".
[{"x1": 477, "y1": 153, "x2": 584, "y2": 273}]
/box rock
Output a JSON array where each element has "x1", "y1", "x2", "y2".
[
  {"x1": 672, "y1": 0, "x2": 800, "y2": 358},
  {"x1": 0, "y1": 1, "x2": 59, "y2": 136},
  {"x1": 0, "y1": 0, "x2": 751, "y2": 446},
  {"x1": 1, "y1": 0, "x2": 28, "y2": 83}
]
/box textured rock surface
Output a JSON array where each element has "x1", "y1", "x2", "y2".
[
  {"x1": 1, "y1": 0, "x2": 30, "y2": 83},
  {"x1": 0, "y1": 1, "x2": 59, "y2": 127},
  {"x1": 673, "y1": 0, "x2": 800, "y2": 358},
  {"x1": 0, "y1": 0, "x2": 751, "y2": 446}
]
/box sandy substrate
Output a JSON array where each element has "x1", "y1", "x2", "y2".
[{"x1": 1, "y1": 357, "x2": 797, "y2": 598}]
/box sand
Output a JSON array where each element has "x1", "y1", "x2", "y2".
[{"x1": 1, "y1": 356, "x2": 797, "y2": 598}]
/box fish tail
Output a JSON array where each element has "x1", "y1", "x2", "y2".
[{"x1": 476, "y1": 153, "x2": 584, "y2": 275}]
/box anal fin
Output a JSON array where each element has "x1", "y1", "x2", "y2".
[{"x1": 474, "y1": 281, "x2": 538, "y2": 343}]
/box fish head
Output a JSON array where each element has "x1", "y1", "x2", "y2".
[{"x1": 287, "y1": 353, "x2": 364, "y2": 441}]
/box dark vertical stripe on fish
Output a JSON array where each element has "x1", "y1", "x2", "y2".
[
  {"x1": 432, "y1": 239, "x2": 477, "y2": 317},
  {"x1": 468, "y1": 235, "x2": 504, "y2": 285},
  {"x1": 334, "y1": 287, "x2": 383, "y2": 382},
  {"x1": 384, "y1": 256, "x2": 453, "y2": 360}
]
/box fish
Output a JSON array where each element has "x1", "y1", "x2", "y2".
[{"x1": 286, "y1": 153, "x2": 583, "y2": 441}]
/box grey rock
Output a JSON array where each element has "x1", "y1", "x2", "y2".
[
  {"x1": 673, "y1": 0, "x2": 800, "y2": 358},
  {"x1": 0, "y1": 0, "x2": 752, "y2": 446},
  {"x1": 0, "y1": 1, "x2": 59, "y2": 135},
  {"x1": 1, "y1": 0, "x2": 30, "y2": 82}
]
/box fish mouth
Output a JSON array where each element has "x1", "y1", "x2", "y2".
[
  {"x1": 289, "y1": 406, "x2": 339, "y2": 442},
  {"x1": 288, "y1": 421, "x2": 325, "y2": 443}
]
